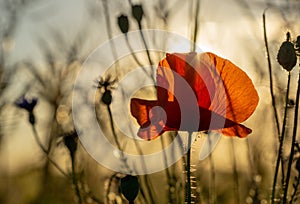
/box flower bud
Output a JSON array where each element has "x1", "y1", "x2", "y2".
[
  {"x1": 63, "y1": 132, "x2": 78, "y2": 157},
  {"x1": 118, "y1": 15, "x2": 129, "y2": 34},
  {"x1": 120, "y1": 175, "x2": 139, "y2": 202},
  {"x1": 277, "y1": 32, "x2": 297, "y2": 71},
  {"x1": 132, "y1": 5, "x2": 144, "y2": 23},
  {"x1": 102, "y1": 90, "x2": 112, "y2": 105}
]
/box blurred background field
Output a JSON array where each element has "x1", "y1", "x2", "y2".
[{"x1": 0, "y1": 0, "x2": 300, "y2": 203}]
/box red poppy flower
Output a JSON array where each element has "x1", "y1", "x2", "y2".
[{"x1": 130, "y1": 52, "x2": 259, "y2": 140}]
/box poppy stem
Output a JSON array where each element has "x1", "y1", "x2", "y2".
[
  {"x1": 159, "y1": 135, "x2": 173, "y2": 203},
  {"x1": 282, "y1": 68, "x2": 300, "y2": 203},
  {"x1": 186, "y1": 133, "x2": 192, "y2": 204},
  {"x1": 230, "y1": 138, "x2": 240, "y2": 204},
  {"x1": 272, "y1": 72, "x2": 291, "y2": 203},
  {"x1": 208, "y1": 134, "x2": 216, "y2": 204}
]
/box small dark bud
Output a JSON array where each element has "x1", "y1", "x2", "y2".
[
  {"x1": 63, "y1": 132, "x2": 78, "y2": 157},
  {"x1": 120, "y1": 175, "x2": 139, "y2": 202},
  {"x1": 132, "y1": 5, "x2": 144, "y2": 23},
  {"x1": 277, "y1": 32, "x2": 297, "y2": 71},
  {"x1": 101, "y1": 90, "x2": 112, "y2": 105},
  {"x1": 118, "y1": 15, "x2": 129, "y2": 34}
]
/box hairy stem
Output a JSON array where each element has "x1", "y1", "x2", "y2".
[{"x1": 186, "y1": 133, "x2": 192, "y2": 204}]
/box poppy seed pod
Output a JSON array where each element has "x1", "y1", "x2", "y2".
[
  {"x1": 131, "y1": 5, "x2": 144, "y2": 23},
  {"x1": 118, "y1": 15, "x2": 129, "y2": 34},
  {"x1": 64, "y1": 134, "x2": 78, "y2": 157},
  {"x1": 102, "y1": 90, "x2": 112, "y2": 105},
  {"x1": 277, "y1": 32, "x2": 297, "y2": 71},
  {"x1": 120, "y1": 175, "x2": 139, "y2": 202}
]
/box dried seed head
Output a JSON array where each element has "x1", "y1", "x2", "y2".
[
  {"x1": 118, "y1": 15, "x2": 129, "y2": 34},
  {"x1": 277, "y1": 32, "x2": 297, "y2": 71}
]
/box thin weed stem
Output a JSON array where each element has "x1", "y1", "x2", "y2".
[
  {"x1": 106, "y1": 103, "x2": 155, "y2": 203},
  {"x1": 191, "y1": 0, "x2": 200, "y2": 52},
  {"x1": 208, "y1": 134, "x2": 216, "y2": 204},
  {"x1": 283, "y1": 68, "x2": 300, "y2": 203},
  {"x1": 230, "y1": 138, "x2": 240, "y2": 204},
  {"x1": 71, "y1": 153, "x2": 82, "y2": 204},
  {"x1": 263, "y1": 10, "x2": 288, "y2": 204},
  {"x1": 125, "y1": 35, "x2": 155, "y2": 84},
  {"x1": 101, "y1": 0, "x2": 120, "y2": 75},
  {"x1": 272, "y1": 72, "x2": 291, "y2": 203},
  {"x1": 118, "y1": 63, "x2": 156, "y2": 204},
  {"x1": 32, "y1": 122, "x2": 103, "y2": 203},
  {"x1": 262, "y1": 10, "x2": 281, "y2": 136},
  {"x1": 137, "y1": 22, "x2": 155, "y2": 80},
  {"x1": 31, "y1": 124, "x2": 68, "y2": 178},
  {"x1": 106, "y1": 104, "x2": 131, "y2": 173},
  {"x1": 289, "y1": 173, "x2": 300, "y2": 204}
]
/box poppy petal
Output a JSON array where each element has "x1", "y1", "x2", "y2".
[
  {"x1": 130, "y1": 98, "x2": 158, "y2": 127},
  {"x1": 203, "y1": 52, "x2": 259, "y2": 123},
  {"x1": 217, "y1": 124, "x2": 252, "y2": 138},
  {"x1": 130, "y1": 52, "x2": 259, "y2": 140},
  {"x1": 131, "y1": 97, "x2": 182, "y2": 140},
  {"x1": 158, "y1": 52, "x2": 214, "y2": 108}
]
